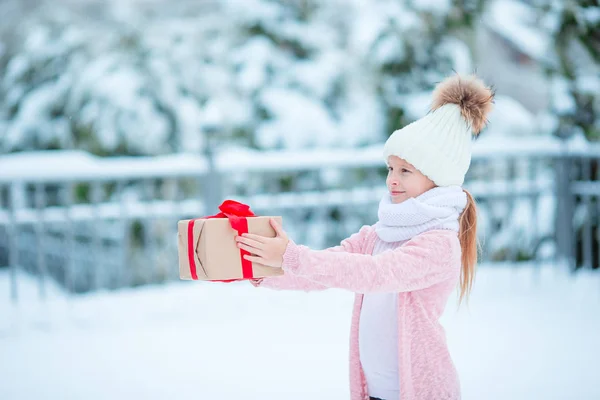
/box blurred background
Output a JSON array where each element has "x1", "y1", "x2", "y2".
[{"x1": 0, "y1": 0, "x2": 598, "y2": 399}]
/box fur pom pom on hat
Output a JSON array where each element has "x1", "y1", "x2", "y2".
[{"x1": 383, "y1": 74, "x2": 495, "y2": 186}]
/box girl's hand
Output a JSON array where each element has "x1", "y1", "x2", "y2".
[{"x1": 235, "y1": 218, "x2": 289, "y2": 269}]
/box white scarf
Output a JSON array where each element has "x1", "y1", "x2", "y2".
[{"x1": 375, "y1": 186, "x2": 467, "y2": 243}]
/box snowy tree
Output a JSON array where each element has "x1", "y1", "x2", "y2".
[
  {"x1": 0, "y1": 2, "x2": 213, "y2": 155},
  {"x1": 535, "y1": 0, "x2": 600, "y2": 141},
  {"x1": 0, "y1": 0, "x2": 484, "y2": 155}
]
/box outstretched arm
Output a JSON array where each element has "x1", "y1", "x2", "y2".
[
  {"x1": 279, "y1": 230, "x2": 461, "y2": 293},
  {"x1": 237, "y1": 220, "x2": 460, "y2": 294},
  {"x1": 242, "y1": 222, "x2": 373, "y2": 292}
]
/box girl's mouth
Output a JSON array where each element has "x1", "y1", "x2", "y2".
[{"x1": 391, "y1": 191, "x2": 405, "y2": 196}]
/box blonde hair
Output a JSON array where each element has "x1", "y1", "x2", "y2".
[{"x1": 458, "y1": 189, "x2": 479, "y2": 305}]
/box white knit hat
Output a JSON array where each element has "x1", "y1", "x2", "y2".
[{"x1": 383, "y1": 74, "x2": 494, "y2": 186}]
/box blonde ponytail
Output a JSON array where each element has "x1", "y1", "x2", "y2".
[{"x1": 458, "y1": 189, "x2": 479, "y2": 304}]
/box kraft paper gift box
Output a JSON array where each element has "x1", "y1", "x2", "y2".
[{"x1": 177, "y1": 200, "x2": 284, "y2": 282}]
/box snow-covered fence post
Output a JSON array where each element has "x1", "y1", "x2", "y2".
[
  {"x1": 580, "y1": 157, "x2": 594, "y2": 270},
  {"x1": 63, "y1": 182, "x2": 76, "y2": 293},
  {"x1": 554, "y1": 145, "x2": 575, "y2": 269},
  {"x1": 7, "y1": 183, "x2": 18, "y2": 303},
  {"x1": 118, "y1": 181, "x2": 132, "y2": 288},
  {"x1": 90, "y1": 181, "x2": 103, "y2": 291},
  {"x1": 34, "y1": 182, "x2": 47, "y2": 300}
]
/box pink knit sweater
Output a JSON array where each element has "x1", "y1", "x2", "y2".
[{"x1": 255, "y1": 225, "x2": 462, "y2": 400}]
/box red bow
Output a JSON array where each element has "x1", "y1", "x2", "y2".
[
  {"x1": 207, "y1": 200, "x2": 256, "y2": 219},
  {"x1": 187, "y1": 200, "x2": 256, "y2": 282}
]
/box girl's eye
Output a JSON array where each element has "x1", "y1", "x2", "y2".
[
  {"x1": 402, "y1": 168, "x2": 411, "y2": 173},
  {"x1": 387, "y1": 166, "x2": 393, "y2": 171}
]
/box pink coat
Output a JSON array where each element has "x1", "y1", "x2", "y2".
[{"x1": 255, "y1": 225, "x2": 462, "y2": 400}]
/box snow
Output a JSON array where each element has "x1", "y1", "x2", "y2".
[
  {"x1": 0, "y1": 0, "x2": 486, "y2": 155},
  {"x1": 582, "y1": 6, "x2": 600, "y2": 24},
  {"x1": 278, "y1": 20, "x2": 338, "y2": 53},
  {"x1": 0, "y1": 151, "x2": 208, "y2": 183},
  {"x1": 215, "y1": 145, "x2": 384, "y2": 172},
  {"x1": 289, "y1": 52, "x2": 344, "y2": 99},
  {"x1": 484, "y1": 0, "x2": 551, "y2": 62},
  {"x1": 234, "y1": 37, "x2": 275, "y2": 93},
  {"x1": 235, "y1": 186, "x2": 388, "y2": 211},
  {"x1": 394, "y1": 91, "x2": 431, "y2": 120},
  {"x1": 223, "y1": 0, "x2": 283, "y2": 26},
  {"x1": 95, "y1": 69, "x2": 143, "y2": 111},
  {"x1": 576, "y1": 74, "x2": 600, "y2": 95},
  {"x1": 372, "y1": 34, "x2": 406, "y2": 65},
  {"x1": 550, "y1": 77, "x2": 577, "y2": 115},
  {"x1": 439, "y1": 38, "x2": 472, "y2": 75},
  {"x1": 257, "y1": 88, "x2": 339, "y2": 149},
  {"x1": 411, "y1": 0, "x2": 452, "y2": 15},
  {"x1": 4, "y1": 80, "x2": 70, "y2": 149},
  {"x1": 473, "y1": 135, "x2": 590, "y2": 157},
  {"x1": 1, "y1": 134, "x2": 596, "y2": 184},
  {"x1": 72, "y1": 63, "x2": 172, "y2": 154},
  {"x1": 349, "y1": 3, "x2": 388, "y2": 56},
  {"x1": 0, "y1": 199, "x2": 204, "y2": 225},
  {"x1": 4, "y1": 55, "x2": 30, "y2": 86},
  {"x1": 336, "y1": 78, "x2": 386, "y2": 148},
  {"x1": 466, "y1": 177, "x2": 553, "y2": 198},
  {"x1": 175, "y1": 96, "x2": 205, "y2": 153},
  {"x1": 485, "y1": 95, "x2": 537, "y2": 136},
  {"x1": 0, "y1": 186, "x2": 388, "y2": 225},
  {"x1": 1, "y1": 264, "x2": 599, "y2": 400},
  {"x1": 2, "y1": 0, "x2": 595, "y2": 157}
]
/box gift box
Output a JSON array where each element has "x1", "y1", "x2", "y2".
[{"x1": 177, "y1": 200, "x2": 284, "y2": 282}]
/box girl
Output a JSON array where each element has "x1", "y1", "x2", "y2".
[{"x1": 235, "y1": 74, "x2": 494, "y2": 400}]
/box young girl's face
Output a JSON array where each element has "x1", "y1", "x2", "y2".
[{"x1": 386, "y1": 155, "x2": 436, "y2": 204}]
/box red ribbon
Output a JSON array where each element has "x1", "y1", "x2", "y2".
[{"x1": 187, "y1": 200, "x2": 256, "y2": 282}]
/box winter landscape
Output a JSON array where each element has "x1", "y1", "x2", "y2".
[{"x1": 1, "y1": 0, "x2": 599, "y2": 399}]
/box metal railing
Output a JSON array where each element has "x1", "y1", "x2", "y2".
[{"x1": 1, "y1": 137, "x2": 598, "y2": 300}]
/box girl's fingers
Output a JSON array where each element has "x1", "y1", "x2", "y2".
[
  {"x1": 237, "y1": 235, "x2": 265, "y2": 248},
  {"x1": 237, "y1": 243, "x2": 264, "y2": 257},
  {"x1": 240, "y1": 233, "x2": 268, "y2": 243},
  {"x1": 270, "y1": 218, "x2": 285, "y2": 237}
]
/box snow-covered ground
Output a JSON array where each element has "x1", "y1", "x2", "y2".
[{"x1": 1, "y1": 264, "x2": 599, "y2": 400}]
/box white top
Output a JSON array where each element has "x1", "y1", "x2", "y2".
[{"x1": 359, "y1": 239, "x2": 401, "y2": 400}]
